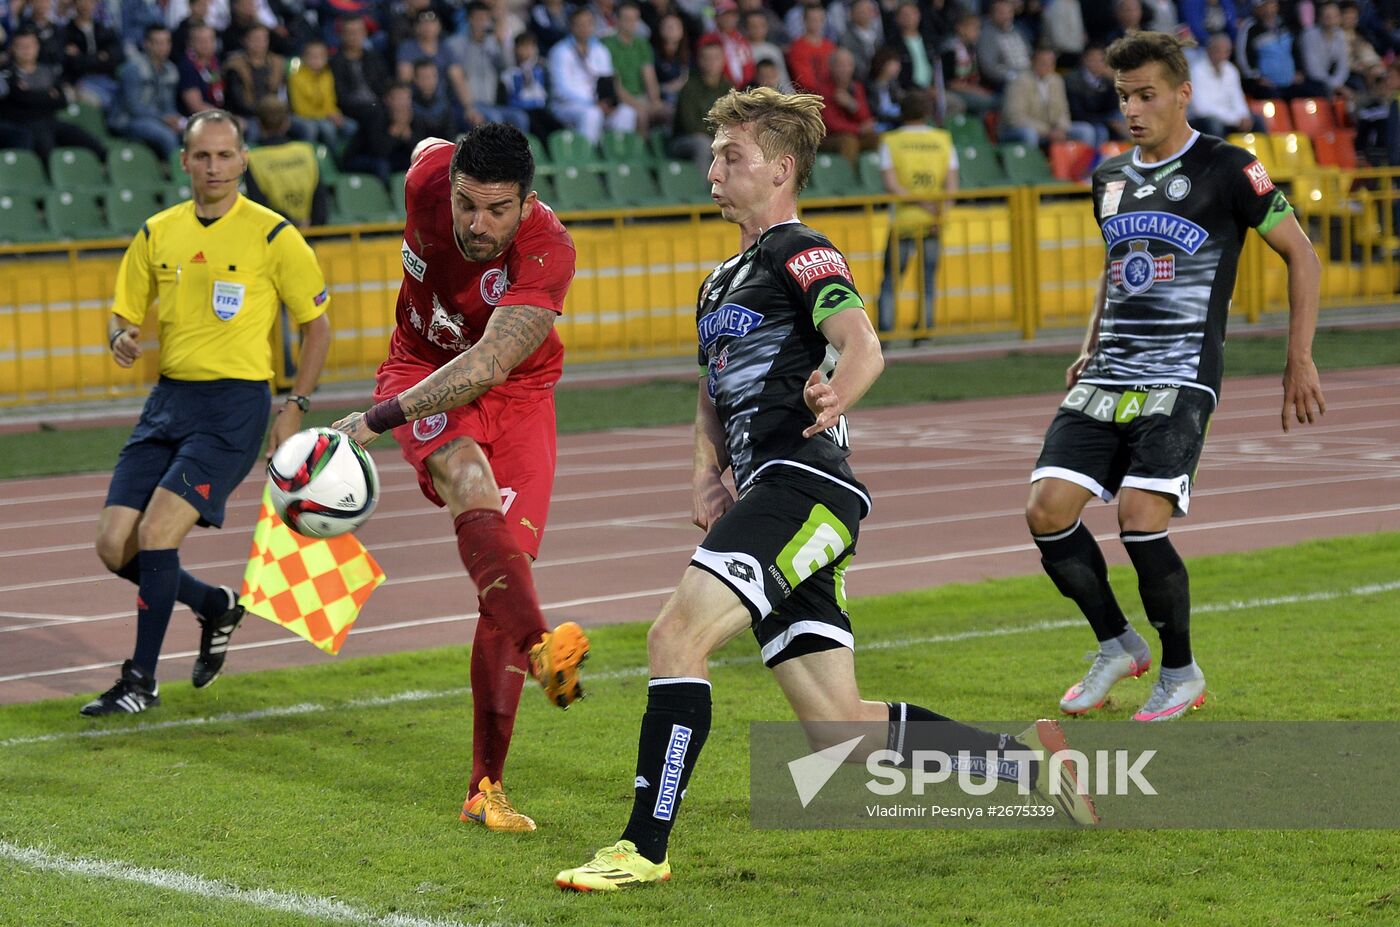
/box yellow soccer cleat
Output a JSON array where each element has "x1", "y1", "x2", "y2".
[
  {"x1": 1016, "y1": 718, "x2": 1101, "y2": 827},
  {"x1": 459, "y1": 777, "x2": 537, "y2": 833},
  {"x1": 555, "y1": 840, "x2": 671, "y2": 892},
  {"x1": 528, "y1": 621, "x2": 590, "y2": 709}
]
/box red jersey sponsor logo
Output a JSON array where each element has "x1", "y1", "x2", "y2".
[
  {"x1": 480, "y1": 267, "x2": 509, "y2": 305},
  {"x1": 785, "y1": 247, "x2": 854, "y2": 288},
  {"x1": 1244, "y1": 160, "x2": 1274, "y2": 196},
  {"x1": 401, "y1": 239, "x2": 427, "y2": 281}
]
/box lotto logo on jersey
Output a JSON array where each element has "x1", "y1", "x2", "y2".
[
  {"x1": 1244, "y1": 160, "x2": 1274, "y2": 196},
  {"x1": 785, "y1": 247, "x2": 854, "y2": 287},
  {"x1": 1110, "y1": 240, "x2": 1175, "y2": 294},
  {"x1": 401, "y1": 239, "x2": 426, "y2": 281}
]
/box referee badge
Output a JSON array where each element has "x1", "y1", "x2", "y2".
[{"x1": 212, "y1": 280, "x2": 246, "y2": 321}]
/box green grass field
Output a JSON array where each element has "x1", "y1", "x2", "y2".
[
  {"x1": 3, "y1": 534, "x2": 1399, "y2": 927},
  {"x1": 5, "y1": 326, "x2": 1399, "y2": 479}
]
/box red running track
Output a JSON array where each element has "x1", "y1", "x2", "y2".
[{"x1": 2, "y1": 368, "x2": 1398, "y2": 705}]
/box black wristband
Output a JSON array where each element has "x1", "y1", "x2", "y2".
[
  {"x1": 108, "y1": 328, "x2": 126, "y2": 350},
  {"x1": 363, "y1": 397, "x2": 408, "y2": 434}
]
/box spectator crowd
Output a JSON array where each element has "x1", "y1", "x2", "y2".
[{"x1": 2, "y1": 0, "x2": 1400, "y2": 181}]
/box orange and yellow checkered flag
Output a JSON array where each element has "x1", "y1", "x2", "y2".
[{"x1": 239, "y1": 486, "x2": 385, "y2": 654}]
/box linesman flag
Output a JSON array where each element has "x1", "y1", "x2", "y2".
[{"x1": 239, "y1": 487, "x2": 385, "y2": 654}]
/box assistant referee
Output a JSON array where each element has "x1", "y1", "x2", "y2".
[{"x1": 83, "y1": 109, "x2": 332, "y2": 717}]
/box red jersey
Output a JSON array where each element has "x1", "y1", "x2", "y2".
[{"x1": 391, "y1": 140, "x2": 576, "y2": 394}]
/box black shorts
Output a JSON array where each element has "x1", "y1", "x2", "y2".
[
  {"x1": 691, "y1": 465, "x2": 865, "y2": 668},
  {"x1": 1031, "y1": 383, "x2": 1214, "y2": 516},
  {"x1": 105, "y1": 377, "x2": 271, "y2": 528}
]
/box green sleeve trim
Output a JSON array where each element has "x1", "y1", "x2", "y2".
[
  {"x1": 811, "y1": 281, "x2": 864, "y2": 326},
  {"x1": 1255, "y1": 191, "x2": 1293, "y2": 236}
]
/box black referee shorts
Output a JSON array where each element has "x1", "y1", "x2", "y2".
[{"x1": 691, "y1": 465, "x2": 864, "y2": 668}]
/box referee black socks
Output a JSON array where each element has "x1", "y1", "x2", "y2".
[
  {"x1": 113, "y1": 557, "x2": 230, "y2": 623},
  {"x1": 131, "y1": 548, "x2": 181, "y2": 677},
  {"x1": 1033, "y1": 520, "x2": 1130, "y2": 642},
  {"x1": 1122, "y1": 531, "x2": 1193, "y2": 668},
  {"x1": 621, "y1": 678, "x2": 712, "y2": 865}
]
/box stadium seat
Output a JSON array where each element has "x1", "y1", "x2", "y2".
[
  {"x1": 107, "y1": 144, "x2": 166, "y2": 191},
  {"x1": 48, "y1": 147, "x2": 106, "y2": 192},
  {"x1": 161, "y1": 181, "x2": 191, "y2": 207},
  {"x1": 857, "y1": 150, "x2": 885, "y2": 195},
  {"x1": 167, "y1": 146, "x2": 185, "y2": 178},
  {"x1": 1227, "y1": 132, "x2": 1278, "y2": 175},
  {"x1": 1099, "y1": 140, "x2": 1133, "y2": 159},
  {"x1": 0, "y1": 148, "x2": 50, "y2": 198},
  {"x1": 956, "y1": 144, "x2": 1007, "y2": 188},
  {"x1": 44, "y1": 190, "x2": 108, "y2": 239},
  {"x1": 656, "y1": 159, "x2": 711, "y2": 203},
  {"x1": 1048, "y1": 140, "x2": 1095, "y2": 182},
  {"x1": 1289, "y1": 97, "x2": 1334, "y2": 137},
  {"x1": 601, "y1": 129, "x2": 652, "y2": 167},
  {"x1": 1313, "y1": 130, "x2": 1357, "y2": 169},
  {"x1": 532, "y1": 172, "x2": 557, "y2": 204},
  {"x1": 525, "y1": 132, "x2": 551, "y2": 173},
  {"x1": 808, "y1": 152, "x2": 857, "y2": 197},
  {"x1": 999, "y1": 143, "x2": 1054, "y2": 184},
  {"x1": 547, "y1": 129, "x2": 598, "y2": 167},
  {"x1": 647, "y1": 129, "x2": 671, "y2": 163},
  {"x1": 550, "y1": 165, "x2": 608, "y2": 211},
  {"x1": 332, "y1": 173, "x2": 395, "y2": 222},
  {"x1": 314, "y1": 143, "x2": 342, "y2": 189},
  {"x1": 603, "y1": 162, "x2": 665, "y2": 207},
  {"x1": 389, "y1": 171, "x2": 408, "y2": 217},
  {"x1": 58, "y1": 100, "x2": 110, "y2": 140},
  {"x1": 1249, "y1": 98, "x2": 1292, "y2": 134},
  {"x1": 1331, "y1": 96, "x2": 1350, "y2": 129},
  {"x1": 106, "y1": 187, "x2": 162, "y2": 233},
  {"x1": 1271, "y1": 132, "x2": 1318, "y2": 180},
  {"x1": 0, "y1": 193, "x2": 48, "y2": 243},
  {"x1": 946, "y1": 112, "x2": 990, "y2": 148}
]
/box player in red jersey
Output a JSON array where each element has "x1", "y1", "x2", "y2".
[{"x1": 334, "y1": 124, "x2": 589, "y2": 833}]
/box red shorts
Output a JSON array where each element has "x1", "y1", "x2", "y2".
[{"x1": 374, "y1": 352, "x2": 557, "y2": 558}]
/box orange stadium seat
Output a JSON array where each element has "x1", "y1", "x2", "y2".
[
  {"x1": 1049, "y1": 140, "x2": 1096, "y2": 181},
  {"x1": 1249, "y1": 98, "x2": 1293, "y2": 133},
  {"x1": 1289, "y1": 97, "x2": 1335, "y2": 137},
  {"x1": 1313, "y1": 129, "x2": 1357, "y2": 169},
  {"x1": 1098, "y1": 140, "x2": 1133, "y2": 159}
]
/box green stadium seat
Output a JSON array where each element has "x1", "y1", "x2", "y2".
[
  {"x1": 550, "y1": 165, "x2": 608, "y2": 211},
  {"x1": 807, "y1": 153, "x2": 858, "y2": 197},
  {"x1": 999, "y1": 143, "x2": 1053, "y2": 185},
  {"x1": 946, "y1": 112, "x2": 990, "y2": 148},
  {"x1": 314, "y1": 143, "x2": 342, "y2": 188},
  {"x1": 657, "y1": 159, "x2": 710, "y2": 204},
  {"x1": 161, "y1": 181, "x2": 192, "y2": 207},
  {"x1": 107, "y1": 188, "x2": 162, "y2": 234},
  {"x1": 0, "y1": 148, "x2": 50, "y2": 198},
  {"x1": 58, "y1": 100, "x2": 110, "y2": 140},
  {"x1": 857, "y1": 150, "x2": 885, "y2": 195},
  {"x1": 107, "y1": 144, "x2": 167, "y2": 191},
  {"x1": 48, "y1": 147, "x2": 106, "y2": 192},
  {"x1": 389, "y1": 170, "x2": 408, "y2": 217},
  {"x1": 547, "y1": 129, "x2": 598, "y2": 167},
  {"x1": 647, "y1": 128, "x2": 671, "y2": 163},
  {"x1": 603, "y1": 162, "x2": 665, "y2": 207},
  {"x1": 532, "y1": 172, "x2": 556, "y2": 205},
  {"x1": 44, "y1": 190, "x2": 108, "y2": 239},
  {"x1": 0, "y1": 193, "x2": 48, "y2": 243},
  {"x1": 525, "y1": 132, "x2": 552, "y2": 174},
  {"x1": 956, "y1": 144, "x2": 1007, "y2": 189},
  {"x1": 167, "y1": 146, "x2": 186, "y2": 178},
  {"x1": 332, "y1": 173, "x2": 395, "y2": 223},
  {"x1": 601, "y1": 129, "x2": 651, "y2": 166}
]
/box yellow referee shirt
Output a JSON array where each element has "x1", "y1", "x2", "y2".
[
  {"x1": 878, "y1": 125, "x2": 958, "y2": 238},
  {"x1": 112, "y1": 194, "x2": 329, "y2": 381}
]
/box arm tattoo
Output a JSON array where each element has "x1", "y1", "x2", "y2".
[{"x1": 398, "y1": 304, "x2": 556, "y2": 420}]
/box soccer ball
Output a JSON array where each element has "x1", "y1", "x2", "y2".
[{"x1": 267, "y1": 428, "x2": 379, "y2": 538}]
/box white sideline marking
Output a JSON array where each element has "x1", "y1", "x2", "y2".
[
  {"x1": 0, "y1": 841, "x2": 505, "y2": 927},
  {"x1": 3, "y1": 579, "x2": 1396, "y2": 750}
]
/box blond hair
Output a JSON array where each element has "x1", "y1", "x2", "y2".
[{"x1": 705, "y1": 87, "x2": 826, "y2": 194}]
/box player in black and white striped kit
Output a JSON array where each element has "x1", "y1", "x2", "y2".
[{"x1": 1025, "y1": 32, "x2": 1327, "y2": 721}]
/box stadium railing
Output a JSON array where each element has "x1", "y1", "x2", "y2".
[{"x1": 1, "y1": 171, "x2": 1397, "y2": 406}]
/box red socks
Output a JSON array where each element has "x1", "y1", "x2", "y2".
[
  {"x1": 453, "y1": 508, "x2": 548, "y2": 653},
  {"x1": 469, "y1": 602, "x2": 528, "y2": 787}
]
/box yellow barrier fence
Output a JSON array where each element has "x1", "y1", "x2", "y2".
[{"x1": 2, "y1": 171, "x2": 1397, "y2": 406}]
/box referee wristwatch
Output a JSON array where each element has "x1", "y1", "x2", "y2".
[{"x1": 284, "y1": 394, "x2": 311, "y2": 414}]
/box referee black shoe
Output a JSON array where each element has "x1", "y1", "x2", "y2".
[
  {"x1": 192, "y1": 587, "x2": 245, "y2": 689},
  {"x1": 79, "y1": 661, "x2": 160, "y2": 717}
]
